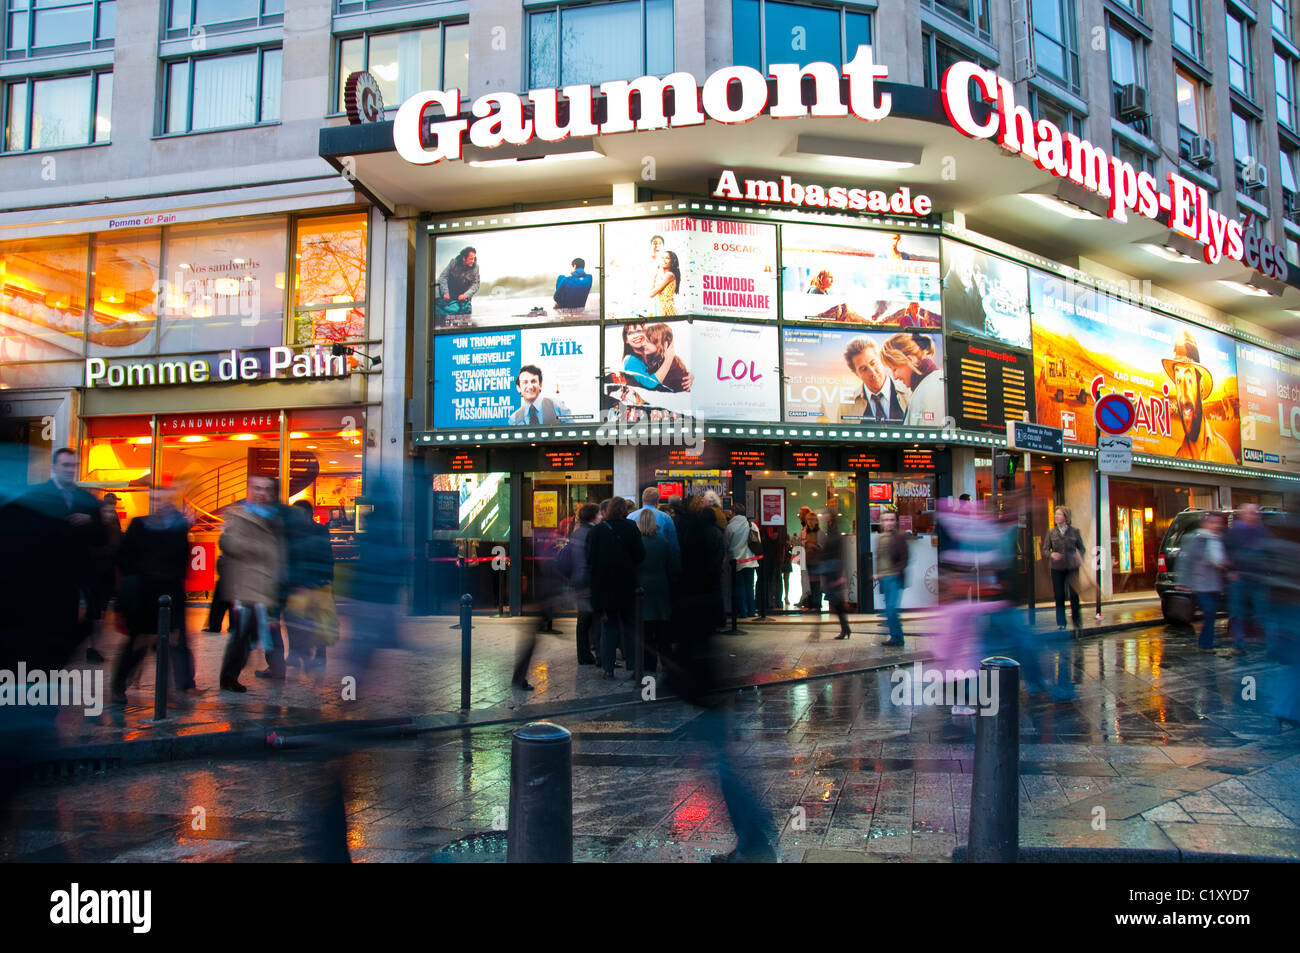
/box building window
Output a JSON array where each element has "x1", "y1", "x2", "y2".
[
  {"x1": 1175, "y1": 68, "x2": 1205, "y2": 135},
  {"x1": 1232, "y1": 109, "x2": 1261, "y2": 187},
  {"x1": 922, "y1": 30, "x2": 988, "y2": 89},
  {"x1": 337, "y1": 23, "x2": 468, "y2": 110},
  {"x1": 1031, "y1": 0, "x2": 1080, "y2": 90},
  {"x1": 1226, "y1": 9, "x2": 1254, "y2": 97},
  {"x1": 1112, "y1": 0, "x2": 1144, "y2": 15},
  {"x1": 0, "y1": 234, "x2": 89, "y2": 364},
  {"x1": 3, "y1": 0, "x2": 116, "y2": 59},
  {"x1": 164, "y1": 0, "x2": 283, "y2": 41},
  {"x1": 163, "y1": 47, "x2": 280, "y2": 134},
  {"x1": 733, "y1": 0, "x2": 873, "y2": 71},
  {"x1": 1113, "y1": 136, "x2": 1155, "y2": 175},
  {"x1": 1031, "y1": 90, "x2": 1083, "y2": 135},
  {"x1": 292, "y1": 212, "x2": 368, "y2": 347},
  {"x1": 923, "y1": 0, "x2": 992, "y2": 39},
  {"x1": 3, "y1": 70, "x2": 110, "y2": 151},
  {"x1": 1108, "y1": 24, "x2": 1148, "y2": 132},
  {"x1": 1277, "y1": 52, "x2": 1296, "y2": 128},
  {"x1": 528, "y1": 0, "x2": 673, "y2": 88},
  {"x1": 1170, "y1": 0, "x2": 1201, "y2": 59},
  {"x1": 1281, "y1": 146, "x2": 1299, "y2": 219},
  {"x1": 1274, "y1": 0, "x2": 1291, "y2": 39}
]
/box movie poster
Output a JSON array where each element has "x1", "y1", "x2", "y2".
[
  {"x1": 1030, "y1": 271, "x2": 1241, "y2": 463},
  {"x1": 602, "y1": 320, "x2": 779, "y2": 422},
  {"x1": 433, "y1": 325, "x2": 600, "y2": 427},
  {"x1": 940, "y1": 242, "x2": 1031, "y2": 349},
  {"x1": 604, "y1": 217, "x2": 777, "y2": 321},
  {"x1": 1236, "y1": 342, "x2": 1300, "y2": 472},
  {"x1": 782, "y1": 327, "x2": 947, "y2": 427},
  {"x1": 432, "y1": 224, "x2": 601, "y2": 329},
  {"x1": 781, "y1": 224, "x2": 941, "y2": 327}
]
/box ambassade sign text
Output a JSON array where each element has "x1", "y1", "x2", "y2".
[{"x1": 392, "y1": 49, "x2": 1285, "y2": 282}]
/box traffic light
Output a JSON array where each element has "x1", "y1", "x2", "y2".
[{"x1": 993, "y1": 451, "x2": 1019, "y2": 489}]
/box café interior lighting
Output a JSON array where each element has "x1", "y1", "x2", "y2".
[{"x1": 785, "y1": 134, "x2": 921, "y2": 171}]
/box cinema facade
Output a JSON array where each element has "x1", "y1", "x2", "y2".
[{"x1": 322, "y1": 52, "x2": 1300, "y2": 617}]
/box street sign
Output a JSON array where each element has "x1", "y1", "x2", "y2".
[
  {"x1": 1006, "y1": 420, "x2": 1064, "y2": 454},
  {"x1": 1095, "y1": 393, "x2": 1136, "y2": 436},
  {"x1": 1098, "y1": 434, "x2": 1133, "y2": 472}
]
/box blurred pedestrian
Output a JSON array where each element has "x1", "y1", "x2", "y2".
[
  {"x1": 587, "y1": 496, "x2": 644, "y2": 679},
  {"x1": 1042, "y1": 505, "x2": 1086, "y2": 635},
  {"x1": 205, "y1": 553, "x2": 231, "y2": 633},
  {"x1": 110, "y1": 485, "x2": 195, "y2": 703},
  {"x1": 800, "y1": 507, "x2": 823, "y2": 612},
  {"x1": 1177, "y1": 510, "x2": 1228, "y2": 653},
  {"x1": 218, "y1": 475, "x2": 287, "y2": 692},
  {"x1": 283, "y1": 500, "x2": 337, "y2": 674},
  {"x1": 1225, "y1": 502, "x2": 1271, "y2": 656},
  {"x1": 724, "y1": 502, "x2": 759, "y2": 621},
  {"x1": 555, "y1": 502, "x2": 598, "y2": 664},
  {"x1": 875, "y1": 508, "x2": 908, "y2": 646},
  {"x1": 636, "y1": 508, "x2": 678, "y2": 670},
  {"x1": 629, "y1": 485, "x2": 678, "y2": 557},
  {"x1": 761, "y1": 522, "x2": 788, "y2": 611},
  {"x1": 86, "y1": 492, "x2": 123, "y2": 663},
  {"x1": 1262, "y1": 525, "x2": 1300, "y2": 727},
  {"x1": 816, "y1": 507, "x2": 851, "y2": 640}
]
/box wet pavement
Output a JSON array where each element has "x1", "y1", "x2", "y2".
[
  {"x1": 6, "y1": 620, "x2": 1299, "y2": 863},
  {"x1": 42, "y1": 598, "x2": 1166, "y2": 762}
]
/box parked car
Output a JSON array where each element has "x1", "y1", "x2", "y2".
[{"x1": 1155, "y1": 507, "x2": 1293, "y2": 621}]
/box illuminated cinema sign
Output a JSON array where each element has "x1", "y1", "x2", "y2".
[
  {"x1": 712, "y1": 169, "x2": 932, "y2": 216},
  {"x1": 940, "y1": 62, "x2": 1288, "y2": 280}
]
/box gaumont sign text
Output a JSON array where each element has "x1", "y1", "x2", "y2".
[
  {"x1": 393, "y1": 47, "x2": 1286, "y2": 282},
  {"x1": 85, "y1": 346, "x2": 347, "y2": 389}
]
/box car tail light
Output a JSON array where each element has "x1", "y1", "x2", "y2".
[{"x1": 1157, "y1": 554, "x2": 1167, "y2": 573}]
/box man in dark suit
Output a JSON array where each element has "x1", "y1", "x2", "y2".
[
  {"x1": 841, "y1": 337, "x2": 907, "y2": 423},
  {"x1": 508, "y1": 365, "x2": 570, "y2": 425}
]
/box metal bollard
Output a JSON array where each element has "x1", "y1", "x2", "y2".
[
  {"x1": 153, "y1": 595, "x2": 171, "y2": 721},
  {"x1": 633, "y1": 586, "x2": 645, "y2": 684},
  {"x1": 507, "y1": 721, "x2": 572, "y2": 863},
  {"x1": 967, "y1": 656, "x2": 1021, "y2": 862},
  {"x1": 459, "y1": 594, "x2": 472, "y2": 711}
]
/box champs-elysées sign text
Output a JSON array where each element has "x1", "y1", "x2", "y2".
[{"x1": 392, "y1": 47, "x2": 1286, "y2": 282}]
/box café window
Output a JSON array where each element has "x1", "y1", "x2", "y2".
[
  {"x1": 157, "y1": 216, "x2": 288, "y2": 354},
  {"x1": 292, "y1": 211, "x2": 368, "y2": 348},
  {"x1": 287, "y1": 408, "x2": 366, "y2": 564},
  {"x1": 4, "y1": 0, "x2": 115, "y2": 59},
  {"x1": 0, "y1": 233, "x2": 89, "y2": 366},
  {"x1": 164, "y1": 0, "x2": 283, "y2": 40},
  {"x1": 1226, "y1": 9, "x2": 1254, "y2": 98},
  {"x1": 162, "y1": 46, "x2": 281, "y2": 134},
  {"x1": 81, "y1": 416, "x2": 152, "y2": 525},
  {"x1": 1170, "y1": 0, "x2": 1201, "y2": 59},
  {"x1": 88, "y1": 228, "x2": 162, "y2": 358},
  {"x1": 335, "y1": 22, "x2": 468, "y2": 113},
  {"x1": 923, "y1": 0, "x2": 992, "y2": 39},
  {"x1": 1031, "y1": 0, "x2": 1080, "y2": 91},
  {"x1": 3, "y1": 69, "x2": 110, "y2": 151},
  {"x1": 528, "y1": 0, "x2": 673, "y2": 88},
  {"x1": 732, "y1": 0, "x2": 873, "y2": 71}
]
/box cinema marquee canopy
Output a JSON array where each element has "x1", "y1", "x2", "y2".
[{"x1": 389, "y1": 48, "x2": 1289, "y2": 284}]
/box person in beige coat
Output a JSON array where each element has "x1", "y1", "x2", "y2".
[{"x1": 218, "y1": 475, "x2": 288, "y2": 692}]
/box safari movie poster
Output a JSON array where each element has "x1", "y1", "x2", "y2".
[
  {"x1": 603, "y1": 217, "x2": 777, "y2": 321},
  {"x1": 432, "y1": 223, "x2": 601, "y2": 329},
  {"x1": 601, "y1": 319, "x2": 779, "y2": 423},
  {"x1": 781, "y1": 224, "x2": 942, "y2": 327},
  {"x1": 1236, "y1": 342, "x2": 1300, "y2": 472},
  {"x1": 1029, "y1": 271, "x2": 1241, "y2": 463}
]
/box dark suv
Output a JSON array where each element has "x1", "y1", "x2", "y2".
[{"x1": 1155, "y1": 507, "x2": 1292, "y2": 621}]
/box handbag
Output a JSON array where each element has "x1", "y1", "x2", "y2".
[{"x1": 1165, "y1": 591, "x2": 1195, "y2": 625}]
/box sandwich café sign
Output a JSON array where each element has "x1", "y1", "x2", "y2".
[{"x1": 392, "y1": 48, "x2": 1288, "y2": 283}]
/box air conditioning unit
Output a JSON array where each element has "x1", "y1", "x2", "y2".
[
  {"x1": 1187, "y1": 136, "x2": 1215, "y2": 169},
  {"x1": 1241, "y1": 160, "x2": 1269, "y2": 190},
  {"x1": 1118, "y1": 83, "x2": 1149, "y2": 120}
]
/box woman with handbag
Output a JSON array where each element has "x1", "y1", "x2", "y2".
[{"x1": 1042, "y1": 506, "x2": 1086, "y2": 633}]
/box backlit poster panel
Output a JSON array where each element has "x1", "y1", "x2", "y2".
[
  {"x1": 433, "y1": 325, "x2": 600, "y2": 427},
  {"x1": 432, "y1": 224, "x2": 601, "y2": 329},
  {"x1": 1030, "y1": 271, "x2": 1241, "y2": 463},
  {"x1": 604, "y1": 217, "x2": 777, "y2": 321},
  {"x1": 1237, "y1": 342, "x2": 1300, "y2": 471},
  {"x1": 602, "y1": 320, "x2": 779, "y2": 422},
  {"x1": 941, "y1": 242, "x2": 1031, "y2": 349},
  {"x1": 782, "y1": 327, "x2": 946, "y2": 427},
  {"x1": 781, "y1": 224, "x2": 941, "y2": 327}
]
